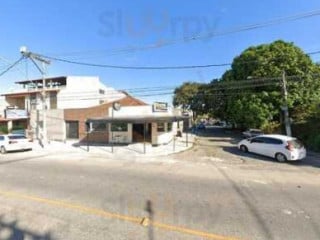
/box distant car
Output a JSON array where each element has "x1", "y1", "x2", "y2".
[
  {"x1": 237, "y1": 134, "x2": 306, "y2": 162},
  {"x1": 0, "y1": 134, "x2": 33, "y2": 154},
  {"x1": 242, "y1": 129, "x2": 263, "y2": 138},
  {"x1": 196, "y1": 123, "x2": 206, "y2": 130}
]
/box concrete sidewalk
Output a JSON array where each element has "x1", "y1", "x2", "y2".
[{"x1": 32, "y1": 133, "x2": 196, "y2": 159}]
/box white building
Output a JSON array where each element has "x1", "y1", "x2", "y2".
[
  {"x1": 2, "y1": 76, "x2": 125, "y2": 111},
  {"x1": 0, "y1": 76, "x2": 125, "y2": 138}
]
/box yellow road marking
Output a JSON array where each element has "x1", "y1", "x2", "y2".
[{"x1": 0, "y1": 189, "x2": 242, "y2": 240}]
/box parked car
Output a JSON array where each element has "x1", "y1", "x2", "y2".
[
  {"x1": 237, "y1": 134, "x2": 306, "y2": 162},
  {"x1": 0, "y1": 134, "x2": 33, "y2": 154},
  {"x1": 196, "y1": 122, "x2": 206, "y2": 130},
  {"x1": 242, "y1": 129, "x2": 263, "y2": 138}
]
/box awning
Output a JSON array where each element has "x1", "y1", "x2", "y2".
[{"x1": 86, "y1": 115, "x2": 190, "y2": 124}]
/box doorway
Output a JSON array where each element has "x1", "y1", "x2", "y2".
[
  {"x1": 132, "y1": 123, "x2": 151, "y2": 142},
  {"x1": 66, "y1": 121, "x2": 79, "y2": 139}
]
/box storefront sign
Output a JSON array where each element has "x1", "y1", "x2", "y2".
[
  {"x1": 153, "y1": 102, "x2": 168, "y2": 112},
  {"x1": 5, "y1": 109, "x2": 28, "y2": 119}
]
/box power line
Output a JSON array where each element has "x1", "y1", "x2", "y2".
[
  {"x1": 40, "y1": 54, "x2": 231, "y2": 69},
  {"x1": 39, "y1": 49, "x2": 320, "y2": 71},
  {"x1": 45, "y1": 9, "x2": 320, "y2": 59},
  {"x1": 0, "y1": 57, "x2": 24, "y2": 78}
]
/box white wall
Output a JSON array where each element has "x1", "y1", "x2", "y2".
[
  {"x1": 110, "y1": 105, "x2": 176, "y2": 117},
  {"x1": 46, "y1": 109, "x2": 65, "y2": 141},
  {"x1": 0, "y1": 97, "x2": 7, "y2": 117},
  {"x1": 57, "y1": 76, "x2": 125, "y2": 109}
]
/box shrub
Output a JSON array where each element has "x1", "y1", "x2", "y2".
[
  {"x1": 0, "y1": 126, "x2": 8, "y2": 134},
  {"x1": 311, "y1": 134, "x2": 320, "y2": 152}
]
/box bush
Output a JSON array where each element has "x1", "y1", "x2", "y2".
[
  {"x1": 310, "y1": 134, "x2": 320, "y2": 152},
  {"x1": 0, "y1": 126, "x2": 8, "y2": 134},
  {"x1": 262, "y1": 121, "x2": 281, "y2": 134}
]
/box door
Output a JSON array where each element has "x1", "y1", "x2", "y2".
[
  {"x1": 262, "y1": 137, "x2": 283, "y2": 158},
  {"x1": 249, "y1": 137, "x2": 266, "y2": 155},
  {"x1": 132, "y1": 123, "x2": 151, "y2": 142},
  {"x1": 66, "y1": 121, "x2": 79, "y2": 139}
]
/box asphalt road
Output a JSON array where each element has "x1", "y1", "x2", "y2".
[{"x1": 0, "y1": 127, "x2": 319, "y2": 240}]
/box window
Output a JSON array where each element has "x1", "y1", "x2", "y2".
[
  {"x1": 30, "y1": 93, "x2": 37, "y2": 110},
  {"x1": 99, "y1": 89, "x2": 105, "y2": 94},
  {"x1": 0, "y1": 136, "x2": 4, "y2": 141},
  {"x1": 50, "y1": 92, "x2": 57, "y2": 109},
  {"x1": 92, "y1": 122, "x2": 107, "y2": 131},
  {"x1": 251, "y1": 137, "x2": 264, "y2": 143},
  {"x1": 157, "y1": 123, "x2": 165, "y2": 132},
  {"x1": 111, "y1": 123, "x2": 128, "y2": 132},
  {"x1": 263, "y1": 137, "x2": 283, "y2": 145},
  {"x1": 167, "y1": 122, "x2": 172, "y2": 131}
]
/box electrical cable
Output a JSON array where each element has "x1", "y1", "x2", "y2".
[
  {"x1": 46, "y1": 9, "x2": 320, "y2": 59},
  {"x1": 0, "y1": 57, "x2": 24, "y2": 78}
]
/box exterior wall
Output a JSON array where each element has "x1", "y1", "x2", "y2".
[
  {"x1": 109, "y1": 105, "x2": 186, "y2": 145},
  {"x1": 153, "y1": 123, "x2": 171, "y2": 145},
  {"x1": 29, "y1": 109, "x2": 64, "y2": 141},
  {"x1": 5, "y1": 97, "x2": 25, "y2": 109},
  {"x1": 109, "y1": 123, "x2": 132, "y2": 144},
  {"x1": 57, "y1": 76, "x2": 125, "y2": 109},
  {"x1": 64, "y1": 96, "x2": 147, "y2": 143},
  {"x1": 46, "y1": 109, "x2": 65, "y2": 141}
]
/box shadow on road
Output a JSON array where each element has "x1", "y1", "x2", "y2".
[
  {"x1": 222, "y1": 146, "x2": 320, "y2": 168},
  {"x1": 0, "y1": 154, "x2": 50, "y2": 166},
  {"x1": 0, "y1": 215, "x2": 52, "y2": 240}
]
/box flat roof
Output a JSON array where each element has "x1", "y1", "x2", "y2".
[
  {"x1": 15, "y1": 76, "x2": 67, "y2": 84},
  {"x1": 2, "y1": 88, "x2": 59, "y2": 97},
  {"x1": 87, "y1": 115, "x2": 189, "y2": 124}
]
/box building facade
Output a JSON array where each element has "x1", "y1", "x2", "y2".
[
  {"x1": 86, "y1": 104, "x2": 189, "y2": 146},
  {"x1": 1, "y1": 76, "x2": 190, "y2": 146},
  {"x1": 0, "y1": 76, "x2": 126, "y2": 139}
]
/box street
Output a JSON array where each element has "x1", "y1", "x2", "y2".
[{"x1": 0, "y1": 127, "x2": 320, "y2": 240}]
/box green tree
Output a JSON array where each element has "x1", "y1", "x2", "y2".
[
  {"x1": 173, "y1": 82, "x2": 204, "y2": 111},
  {"x1": 211, "y1": 40, "x2": 320, "y2": 129}
]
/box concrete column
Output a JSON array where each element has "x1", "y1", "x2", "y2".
[
  {"x1": 7, "y1": 120, "x2": 13, "y2": 133},
  {"x1": 151, "y1": 122, "x2": 157, "y2": 145}
]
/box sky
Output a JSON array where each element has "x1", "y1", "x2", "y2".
[{"x1": 1, "y1": 0, "x2": 320, "y2": 104}]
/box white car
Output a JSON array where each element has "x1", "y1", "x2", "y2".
[
  {"x1": 237, "y1": 134, "x2": 306, "y2": 162},
  {"x1": 242, "y1": 129, "x2": 263, "y2": 138},
  {"x1": 0, "y1": 134, "x2": 33, "y2": 154}
]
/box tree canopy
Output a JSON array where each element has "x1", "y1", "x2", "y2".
[{"x1": 173, "y1": 40, "x2": 320, "y2": 131}]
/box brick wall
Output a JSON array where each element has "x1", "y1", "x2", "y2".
[{"x1": 64, "y1": 95, "x2": 147, "y2": 143}]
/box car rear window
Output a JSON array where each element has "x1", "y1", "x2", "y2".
[
  {"x1": 8, "y1": 135, "x2": 26, "y2": 140},
  {"x1": 288, "y1": 139, "x2": 304, "y2": 149}
]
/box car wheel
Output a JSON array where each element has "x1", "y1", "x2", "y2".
[
  {"x1": 275, "y1": 153, "x2": 287, "y2": 162},
  {"x1": 0, "y1": 146, "x2": 6, "y2": 154},
  {"x1": 240, "y1": 145, "x2": 248, "y2": 153}
]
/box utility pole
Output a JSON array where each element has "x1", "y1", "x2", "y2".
[
  {"x1": 20, "y1": 46, "x2": 51, "y2": 144},
  {"x1": 281, "y1": 71, "x2": 292, "y2": 136}
]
